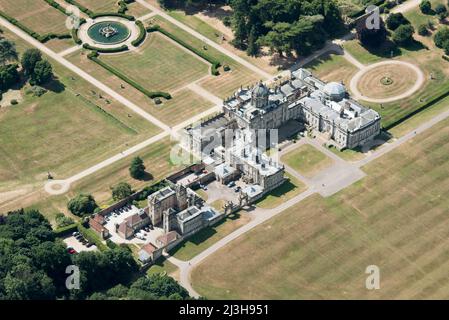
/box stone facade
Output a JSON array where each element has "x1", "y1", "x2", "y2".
[{"x1": 222, "y1": 69, "x2": 381, "y2": 150}]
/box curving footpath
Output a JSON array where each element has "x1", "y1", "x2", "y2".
[{"x1": 349, "y1": 60, "x2": 425, "y2": 103}]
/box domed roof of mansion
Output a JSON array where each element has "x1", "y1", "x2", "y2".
[
  {"x1": 323, "y1": 82, "x2": 346, "y2": 100},
  {"x1": 252, "y1": 82, "x2": 269, "y2": 98}
]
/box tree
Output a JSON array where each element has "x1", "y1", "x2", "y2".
[
  {"x1": 30, "y1": 59, "x2": 53, "y2": 85},
  {"x1": 129, "y1": 156, "x2": 146, "y2": 179},
  {"x1": 127, "y1": 275, "x2": 189, "y2": 300},
  {"x1": 67, "y1": 194, "x2": 97, "y2": 216},
  {"x1": 232, "y1": 13, "x2": 247, "y2": 48},
  {"x1": 246, "y1": 26, "x2": 259, "y2": 56},
  {"x1": 393, "y1": 24, "x2": 415, "y2": 45},
  {"x1": 420, "y1": 0, "x2": 432, "y2": 14},
  {"x1": 434, "y1": 27, "x2": 449, "y2": 48},
  {"x1": 0, "y1": 64, "x2": 19, "y2": 92},
  {"x1": 21, "y1": 49, "x2": 42, "y2": 76},
  {"x1": 435, "y1": 4, "x2": 447, "y2": 14},
  {"x1": 0, "y1": 39, "x2": 18, "y2": 66},
  {"x1": 386, "y1": 13, "x2": 410, "y2": 31},
  {"x1": 418, "y1": 24, "x2": 428, "y2": 36},
  {"x1": 357, "y1": 16, "x2": 388, "y2": 47},
  {"x1": 443, "y1": 39, "x2": 449, "y2": 55},
  {"x1": 111, "y1": 182, "x2": 133, "y2": 201}
]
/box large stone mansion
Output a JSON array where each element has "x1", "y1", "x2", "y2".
[{"x1": 183, "y1": 68, "x2": 381, "y2": 198}]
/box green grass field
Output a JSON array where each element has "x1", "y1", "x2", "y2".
[
  {"x1": 192, "y1": 116, "x2": 449, "y2": 299},
  {"x1": 255, "y1": 173, "x2": 306, "y2": 209},
  {"x1": 305, "y1": 52, "x2": 358, "y2": 87},
  {"x1": 0, "y1": 28, "x2": 160, "y2": 219},
  {"x1": 0, "y1": 0, "x2": 69, "y2": 35},
  {"x1": 149, "y1": 15, "x2": 260, "y2": 99},
  {"x1": 169, "y1": 211, "x2": 252, "y2": 261},
  {"x1": 67, "y1": 38, "x2": 215, "y2": 126},
  {"x1": 100, "y1": 33, "x2": 210, "y2": 93},
  {"x1": 281, "y1": 144, "x2": 333, "y2": 178}
]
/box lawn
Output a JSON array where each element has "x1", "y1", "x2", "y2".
[
  {"x1": 149, "y1": 15, "x2": 260, "y2": 99},
  {"x1": 255, "y1": 173, "x2": 307, "y2": 209},
  {"x1": 75, "y1": 0, "x2": 118, "y2": 12},
  {"x1": 100, "y1": 33, "x2": 210, "y2": 93},
  {"x1": 147, "y1": 257, "x2": 178, "y2": 277},
  {"x1": 68, "y1": 37, "x2": 215, "y2": 126},
  {"x1": 0, "y1": 0, "x2": 69, "y2": 35},
  {"x1": 305, "y1": 52, "x2": 358, "y2": 88},
  {"x1": 169, "y1": 211, "x2": 251, "y2": 261},
  {"x1": 0, "y1": 28, "x2": 160, "y2": 220},
  {"x1": 192, "y1": 116, "x2": 449, "y2": 299},
  {"x1": 281, "y1": 144, "x2": 333, "y2": 178}
]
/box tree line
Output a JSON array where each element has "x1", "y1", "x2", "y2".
[
  {"x1": 0, "y1": 209, "x2": 190, "y2": 300},
  {"x1": 158, "y1": 0, "x2": 344, "y2": 57}
]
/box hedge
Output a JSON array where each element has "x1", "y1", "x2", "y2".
[
  {"x1": 53, "y1": 223, "x2": 78, "y2": 237},
  {"x1": 384, "y1": 81, "x2": 449, "y2": 130},
  {"x1": 87, "y1": 52, "x2": 172, "y2": 99},
  {"x1": 64, "y1": 0, "x2": 94, "y2": 17},
  {"x1": 90, "y1": 12, "x2": 135, "y2": 21},
  {"x1": 77, "y1": 224, "x2": 108, "y2": 251},
  {"x1": 83, "y1": 43, "x2": 129, "y2": 53},
  {"x1": 131, "y1": 20, "x2": 146, "y2": 47},
  {"x1": 147, "y1": 25, "x2": 221, "y2": 76}
]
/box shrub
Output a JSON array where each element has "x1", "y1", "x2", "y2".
[
  {"x1": 131, "y1": 20, "x2": 146, "y2": 47},
  {"x1": 90, "y1": 12, "x2": 135, "y2": 20},
  {"x1": 53, "y1": 223, "x2": 78, "y2": 237},
  {"x1": 77, "y1": 224, "x2": 108, "y2": 251},
  {"x1": 67, "y1": 194, "x2": 97, "y2": 216},
  {"x1": 435, "y1": 4, "x2": 447, "y2": 14},
  {"x1": 111, "y1": 182, "x2": 133, "y2": 201},
  {"x1": 10, "y1": 99, "x2": 18, "y2": 105},
  {"x1": 82, "y1": 43, "x2": 129, "y2": 53}
]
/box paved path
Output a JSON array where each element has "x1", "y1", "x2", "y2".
[
  {"x1": 167, "y1": 101, "x2": 449, "y2": 297},
  {"x1": 58, "y1": 44, "x2": 82, "y2": 57},
  {"x1": 0, "y1": 16, "x2": 171, "y2": 133},
  {"x1": 391, "y1": 0, "x2": 421, "y2": 14},
  {"x1": 349, "y1": 60, "x2": 425, "y2": 103},
  {"x1": 135, "y1": 0, "x2": 272, "y2": 80}
]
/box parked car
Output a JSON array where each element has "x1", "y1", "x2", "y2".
[
  {"x1": 234, "y1": 186, "x2": 241, "y2": 192},
  {"x1": 67, "y1": 247, "x2": 77, "y2": 255},
  {"x1": 75, "y1": 234, "x2": 83, "y2": 240},
  {"x1": 86, "y1": 242, "x2": 93, "y2": 248},
  {"x1": 227, "y1": 181, "x2": 236, "y2": 188},
  {"x1": 72, "y1": 232, "x2": 80, "y2": 237}
]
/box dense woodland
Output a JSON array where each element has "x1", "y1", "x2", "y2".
[
  {"x1": 159, "y1": 0, "x2": 344, "y2": 57},
  {"x1": 0, "y1": 209, "x2": 190, "y2": 300}
]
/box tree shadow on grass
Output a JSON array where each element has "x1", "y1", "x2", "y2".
[
  {"x1": 138, "y1": 171, "x2": 154, "y2": 182},
  {"x1": 41, "y1": 77, "x2": 66, "y2": 93}
]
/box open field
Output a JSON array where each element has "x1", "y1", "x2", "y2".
[
  {"x1": 148, "y1": 15, "x2": 261, "y2": 99},
  {"x1": 305, "y1": 52, "x2": 358, "y2": 88},
  {"x1": 255, "y1": 173, "x2": 307, "y2": 209},
  {"x1": 0, "y1": 28, "x2": 160, "y2": 218},
  {"x1": 3, "y1": 137, "x2": 184, "y2": 223},
  {"x1": 100, "y1": 33, "x2": 210, "y2": 92},
  {"x1": 281, "y1": 144, "x2": 333, "y2": 178},
  {"x1": 169, "y1": 211, "x2": 252, "y2": 261},
  {"x1": 192, "y1": 116, "x2": 449, "y2": 299}
]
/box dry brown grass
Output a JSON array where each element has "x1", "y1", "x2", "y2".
[
  {"x1": 357, "y1": 64, "x2": 418, "y2": 99},
  {"x1": 192, "y1": 117, "x2": 449, "y2": 299}
]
